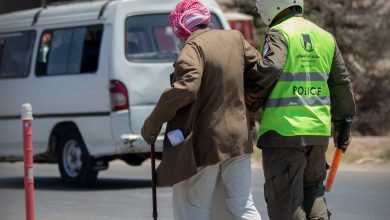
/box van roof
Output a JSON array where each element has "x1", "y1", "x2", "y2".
[{"x1": 0, "y1": 0, "x2": 221, "y2": 31}]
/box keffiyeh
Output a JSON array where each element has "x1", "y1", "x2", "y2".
[{"x1": 169, "y1": 0, "x2": 211, "y2": 40}]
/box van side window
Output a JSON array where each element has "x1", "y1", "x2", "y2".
[
  {"x1": 36, "y1": 25, "x2": 103, "y2": 76},
  {"x1": 0, "y1": 31, "x2": 35, "y2": 78},
  {"x1": 125, "y1": 13, "x2": 223, "y2": 62}
]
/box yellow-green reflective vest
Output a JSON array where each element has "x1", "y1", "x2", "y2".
[{"x1": 259, "y1": 17, "x2": 335, "y2": 136}]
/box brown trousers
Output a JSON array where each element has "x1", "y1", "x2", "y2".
[{"x1": 262, "y1": 146, "x2": 331, "y2": 220}]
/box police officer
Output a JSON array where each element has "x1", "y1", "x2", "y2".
[{"x1": 245, "y1": 0, "x2": 357, "y2": 219}]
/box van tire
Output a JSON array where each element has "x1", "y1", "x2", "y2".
[
  {"x1": 122, "y1": 153, "x2": 148, "y2": 166},
  {"x1": 57, "y1": 130, "x2": 98, "y2": 187}
]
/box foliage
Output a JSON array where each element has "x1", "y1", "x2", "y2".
[
  {"x1": 219, "y1": 0, "x2": 267, "y2": 38},
  {"x1": 304, "y1": 0, "x2": 390, "y2": 135}
]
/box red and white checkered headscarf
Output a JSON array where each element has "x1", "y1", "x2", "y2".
[{"x1": 169, "y1": 0, "x2": 211, "y2": 40}]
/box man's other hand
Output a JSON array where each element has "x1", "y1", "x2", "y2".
[{"x1": 333, "y1": 131, "x2": 352, "y2": 152}]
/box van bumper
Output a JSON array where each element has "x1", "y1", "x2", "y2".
[{"x1": 119, "y1": 134, "x2": 164, "y2": 153}]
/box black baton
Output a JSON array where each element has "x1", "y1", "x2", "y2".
[{"x1": 151, "y1": 143, "x2": 158, "y2": 220}]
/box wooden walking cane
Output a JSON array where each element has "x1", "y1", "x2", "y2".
[{"x1": 151, "y1": 143, "x2": 158, "y2": 220}]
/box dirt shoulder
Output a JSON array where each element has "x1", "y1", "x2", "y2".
[{"x1": 329, "y1": 136, "x2": 390, "y2": 166}]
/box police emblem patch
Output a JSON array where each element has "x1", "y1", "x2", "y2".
[{"x1": 301, "y1": 34, "x2": 315, "y2": 52}]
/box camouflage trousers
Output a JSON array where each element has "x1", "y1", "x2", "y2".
[{"x1": 261, "y1": 146, "x2": 331, "y2": 220}]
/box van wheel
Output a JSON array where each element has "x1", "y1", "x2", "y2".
[{"x1": 58, "y1": 131, "x2": 98, "y2": 187}]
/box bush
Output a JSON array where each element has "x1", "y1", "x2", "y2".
[{"x1": 304, "y1": 0, "x2": 390, "y2": 135}]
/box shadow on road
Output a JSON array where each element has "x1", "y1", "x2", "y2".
[{"x1": 0, "y1": 176, "x2": 152, "y2": 191}]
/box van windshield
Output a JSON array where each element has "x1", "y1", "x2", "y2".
[{"x1": 125, "y1": 13, "x2": 223, "y2": 62}]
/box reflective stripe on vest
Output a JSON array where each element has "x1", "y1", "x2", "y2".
[
  {"x1": 259, "y1": 17, "x2": 335, "y2": 137},
  {"x1": 265, "y1": 96, "x2": 330, "y2": 108},
  {"x1": 278, "y1": 72, "x2": 329, "y2": 82}
]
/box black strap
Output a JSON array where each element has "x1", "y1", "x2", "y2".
[
  {"x1": 32, "y1": 9, "x2": 43, "y2": 26},
  {"x1": 98, "y1": 0, "x2": 112, "y2": 19}
]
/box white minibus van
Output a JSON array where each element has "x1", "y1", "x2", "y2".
[{"x1": 0, "y1": 0, "x2": 229, "y2": 186}]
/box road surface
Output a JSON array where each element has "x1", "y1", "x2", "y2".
[{"x1": 0, "y1": 161, "x2": 389, "y2": 220}]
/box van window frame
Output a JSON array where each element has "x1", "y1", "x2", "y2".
[
  {"x1": 124, "y1": 13, "x2": 223, "y2": 63},
  {"x1": 35, "y1": 24, "x2": 104, "y2": 77},
  {"x1": 0, "y1": 30, "x2": 36, "y2": 79}
]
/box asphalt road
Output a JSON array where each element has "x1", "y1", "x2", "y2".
[{"x1": 0, "y1": 161, "x2": 389, "y2": 220}]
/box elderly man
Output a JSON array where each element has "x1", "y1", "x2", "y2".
[{"x1": 141, "y1": 0, "x2": 262, "y2": 219}]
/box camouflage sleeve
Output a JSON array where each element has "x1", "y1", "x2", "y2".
[
  {"x1": 328, "y1": 42, "x2": 357, "y2": 130},
  {"x1": 260, "y1": 29, "x2": 288, "y2": 71},
  {"x1": 244, "y1": 29, "x2": 287, "y2": 101}
]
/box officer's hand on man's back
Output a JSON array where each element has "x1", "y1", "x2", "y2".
[{"x1": 245, "y1": 91, "x2": 266, "y2": 112}]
